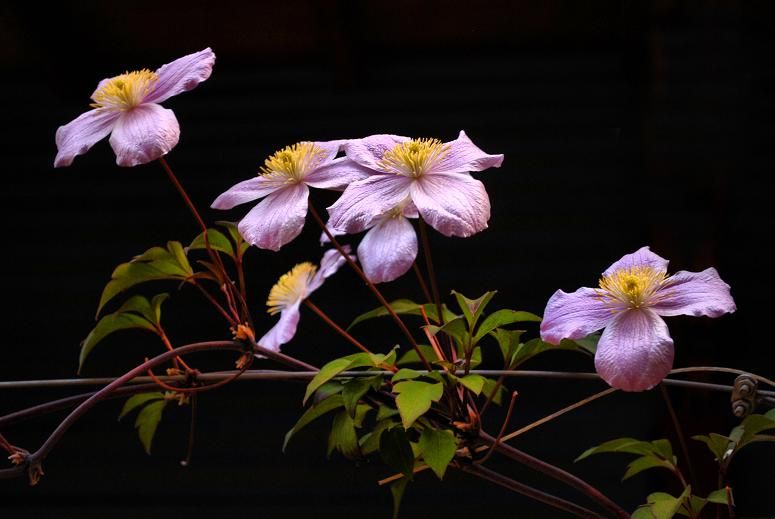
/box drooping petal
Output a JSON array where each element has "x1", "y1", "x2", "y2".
[
  {"x1": 594, "y1": 309, "x2": 674, "y2": 392},
  {"x1": 409, "y1": 171, "x2": 490, "y2": 237},
  {"x1": 143, "y1": 48, "x2": 216, "y2": 105},
  {"x1": 603, "y1": 246, "x2": 669, "y2": 277},
  {"x1": 258, "y1": 301, "x2": 301, "y2": 353},
  {"x1": 327, "y1": 174, "x2": 413, "y2": 233},
  {"x1": 432, "y1": 130, "x2": 504, "y2": 175},
  {"x1": 652, "y1": 268, "x2": 736, "y2": 317},
  {"x1": 211, "y1": 176, "x2": 285, "y2": 210},
  {"x1": 309, "y1": 245, "x2": 354, "y2": 292},
  {"x1": 108, "y1": 104, "x2": 180, "y2": 167},
  {"x1": 54, "y1": 109, "x2": 120, "y2": 167},
  {"x1": 358, "y1": 216, "x2": 418, "y2": 284},
  {"x1": 540, "y1": 288, "x2": 615, "y2": 345},
  {"x1": 238, "y1": 184, "x2": 309, "y2": 251},
  {"x1": 343, "y1": 134, "x2": 409, "y2": 170},
  {"x1": 305, "y1": 158, "x2": 373, "y2": 190}
]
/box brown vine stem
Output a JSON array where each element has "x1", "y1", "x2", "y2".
[
  {"x1": 307, "y1": 203, "x2": 432, "y2": 371},
  {"x1": 304, "y1": 299, "x2": 376, "y2": 357},
  {"x1": 669, "y1": 366, "x2": 775, "y2": 388}
]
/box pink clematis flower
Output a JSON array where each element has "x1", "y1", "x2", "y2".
[
  {"x1": 259, "y1": 247, "x2": 354, "y2": 352},
  {"x1": 540, "y1": 247, "x2": 736, "y2": 392},
  {"x1": 323, "y1": 201, "x2": 419, "y2": 284},
  {"x1": 327, "y1": 131, "x2": 503, "y2": 238},
  {"x1": 55, "y1": 48, "x2": 215, "y2": 168},
  {"x1": 211, "y1": 141, "x2": 370, "y2": 251}
]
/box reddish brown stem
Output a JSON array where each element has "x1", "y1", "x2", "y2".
[
  {"x1": 193, "y1": 282, "x2": 238, "y2": 326},
  {"x1": 477, "y1": 391, "x2": 518, "y2": 465},
  {"x1": 304, "y1": 300, "x2": 375, "y2": 357},
  {"x1": 412, "y1": 262, "x2": 434, "y2": 306}
]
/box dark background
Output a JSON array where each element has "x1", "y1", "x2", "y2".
[{"x1": 1, "y1": 1, "x2": 774, "y2": 517}]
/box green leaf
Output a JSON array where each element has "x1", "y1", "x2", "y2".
[
  {"x1": 490, "y1": 329, "x2": 525, "y2": 367},
  {"x1": 433, "y1": 316, "x2": 469, "y2": 347},
  {"x1": 458, "y1": 374, "x2": 486, "y2": 395},
  {"x1": 452, "y1": 290, "x2": 496, "y2": 331},
  {"x1": 216, "y1": 221, "x2": 250, "y2": 258},
  {"x1": 576, "y1": 437, "x2": 657, "y2": 462},
  {"x1": 360, "y1": 419, "x2": 397, "y2": 455},
  {"x1": 135, "y1": 399, "x2": 167, "y2": 454},
  {"x1": 418, "y1": 429, "x2": 457, "y2": 479},
  {"x1": 80, "y1": 311, "x2": 156, "y2": 371},
  {"x1": 737, "y1": 413, "x2": 775, "y2": 447},
  {"x1": 377, "y1": 406, "x2": 401, "y2": 422},
  {"x1": 568, "y1": 334, "x2": 600, "y2": 355},
  {"x1": 692, "y1": 433, "x2": 733, "y2": 461},
  {"x1": 644, "y1": 487, "x2": 691, "y2": 519},
  {"x1": 348, "y1": 299, "x2": 456, "y2": 331},
  {"x1": 188, "y1": 228, "x2": 234, "y2": 258},
  {"x1": 283, "y1": 395, "x2": 344, "y2": 451},
  {"x1": 119, "y1": 392, "x2": 165, "y2": 420},
  {"x1": 380, "y1": 427, "x2": 415, "y2": 479},
  {"x1": 303, "y1": 352, "x2": 380, "y2": 404},
  {"x1": 706, "y1": 488, "x2": 731, "y2": 505},
  {"x1": 481, "y1": 377, "x2": 505, "y2": 406},
  {"x1": 390, "y1": 476, "x2": 410, "y2": 519},
  {"x1": 328, "y1": 410, "x2": 361, "y2": 459},
  {"x1": 393, "y1": 381, "x2": 444, "y2": 429},
  {"x1": 474, "y1": 309, "x2": 541, "y2": 343},
  {"x1": 392, "y1": 369, "x2": 422, "y2": 382},
  {"x1": 342, "y1": 376, "x2": 382, "y2": 417},
  {"x1": 623, "y1": 455, "x2": 673, "y2": 480},
  {"x1": 397, "y1": 345, "x2": 438, "y2": 366},
  {"x1": 97, "y1": 242, "x2": 194, "y2": 316},
  {"x1": 651, "y1": 439, "x2": 675, "y2": 462}
]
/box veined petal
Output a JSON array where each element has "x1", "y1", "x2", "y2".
[
  {"x1": 603, "y1": 246, "x2": 669, "y2": 277},
  {"x1": 595, "y1": 309, "x2": 674, "y2": 392},
  {"x1": 314, "y1": 139, "x2": 349, "y2": 163},
  {"x1": 258, "y1": 301, "x2": 301, "y2": 353},
  {"x1": 359, "y1": 216, "x2": 418, "y2": 284},
  {"x1": 211, "y1": 176, "x2": 285, "y2": 210},
  {"x1": 109, "y1": 104, "x2": 180, "y2": 167},
  {"x1": 143, "y1": 48, "x2": 216, "y2": 105},
  {"x1": 410, "y1": 172, "x2": 490, "y2": 237},
  {"x1": 540, "y1": 287, "x2": 615, "y2": 345},
  {"x1": 343, "y1": 134, "x2": 409, "y2": 170},
  {"x1": 238, "y1": 184, "x2": 309, "y2": 251},
  {"x1": 305, "y1": 157, "x2": 373, "y2": 190},
  {"x1": 433, "y1": 131, "x2": 504, "y2": 174},
  {"x1": 652, "y1": 268, "x2": 736, "y2": 317},
  {"x1": 309, "y1": 246, "x2": 353, "y2": 292},
  {"x1": 54, "y1": 109, "x2": 120, "y2": 167},
  {"x1": 327, "y1": 174, "x2": 413, "y2": 234}
]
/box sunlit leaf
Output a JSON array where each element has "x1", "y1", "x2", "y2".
[
  {"x1": 397, "y1": 345, "x2": 437, "y2": 366},
  {"x1": 458, "y1": 374, "x2": 486, "y2": 395},
  {"x1": 451, "y1": 290, "x2": 496, "y2": 331},
  {"x1": 576, "y1": 438, "x2": 662, "y2": 462},
  {"x1": 394, "y1": 381, "x2": 444, "y2": 429},
  {"x1": 348, "y1": 299, "x2": 456, "y2": 331},
  {"x1": 392, "y1": 369, "x2": 422, "y2": 382},
  {"x1": 418, "y1": 428, "x2": 457, "y2": 479},
  {"x1": 706, "y1": 488, "x2": 731, "y2": 505},
  {"x1": 188, "y1": 228, "x2": 234, "y2": 258},
  {"x1": 119, "y1": 392, "x2": 165, "y2": 420},
  {"x1": 622, "y1": 455, "x2": 673, "y2": 480}
]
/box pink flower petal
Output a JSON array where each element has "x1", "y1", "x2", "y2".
[
  {"x1": 327, "y1": 174, "x2": 413, "y2": 233},
  {"x1": 314, "y1": 139, "x2": 349, "y2": 162},
  {"x1": 433, "y1": 131, "x2": 504, "y2": 174},
  {"x1": 305, "y1": 158, "x2": 373, "y2": 190},
  {"x1": 652, "y1": 268, "x2": 736, "y2": 317},
  {"x1": 258, "y1": 301, "x2": 301, "y2": 353},
  {"x1": 108, "y1": 104, "x2": 180, "y2": 167},
  {"x1": 603, "y1": 246, "x2": 669, "y2": 277},
  {"x1": 309, "y1": 246, "x2": 354, "y2": 292},
  {"x1": 143, "y1": 48, "x2": 216, "y2": 105},
  {"x1": 343, "y1": 134, "x2": 409, "y2": 170},
  {"x1": 238, "y1": 184, "x2": 309, "y2": 251},
  {"x1": 410, "y1": 172, "x2": 490, "y2": 237},
  {"x1": 595, "y1": 309, "x2": 674, "y2": 392},
  {"x1": 211, "y1": 176, "x2": 285, "y2": 210},
  {"x1": 540, "y1": 287, "x2": 615, "y2": 345},
  {"x1": 358, "y1": 216, "x2": 418, "y2": 284},
  {"x1": 54, "y1": 109, "x2": 120, "y2": 167}
]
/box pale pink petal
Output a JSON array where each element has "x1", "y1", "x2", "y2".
[
  {"x1": 327, "y1": 175, "x2": 413, "y2": 233},
  {"x1": 309, "y1": 246, "x2": 354, "y2": 292},
  {"x1": 432, "y1": 131, "x2": 504, "y2": 175},
  {"x1": 108, "y1": 104, "x2": 180, "y2": 167},
  {"x1": 305, "y1": 158, "x2": 373, "y2": 190},
  {"x1": 143, "y1": 48, "x2": 216, "y2": 104},
  {"x1": 314, "y1": 139, "x2": 349, "y2": 162},
  {"x1": 258, "y1": 301, "x2": 301, "y2": 353},
  {"x1": 595, "y1": 309, "x2": 674, "y2": 392},
  {"x1": 319, "y1": 223, "x2": 347, "y2": 245},
  {"x1": 54, "y1": 109, "x2": 120, "y2": 167},
  {"x1": 410, "y1": 172, "x2": 490, "y2": 237},
  {"x1": 211, "y1": 176, "x2": 285, "y2": 210},
  {"x1": 343, "y1": 134, "x2": 409, "y2": 170},
  {"x1": 652, "y1": 268, "x2": 736, "y2": 317},
  {"x1": 238, "y1": 184, "x2": 309, "y2": 251},
  {"x1": 540, "y1": 287, "x2": 616, "y2": 345},
  {"x1": 603, "y1": 246, "x2": 669, "y2": 277},
  {"x1": 358, "y1": 217, "x2": 418, "y2": 284}
]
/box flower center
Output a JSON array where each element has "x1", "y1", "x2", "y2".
[
  {"x1": 260, "y1": 142, "x2": 327, "y2": 183},
  {"x1": 598, "y1": 266, "x2": 668, "y2": 310},
  {"x1": 378, "y1": 138, "x2": 448, "y2": 179},
  {"x1": 266, "y1": 262, "x2": 317, "y2": 314},
  {"x1": 91, "y1": 69, "x2": 158, "y2": 111}
]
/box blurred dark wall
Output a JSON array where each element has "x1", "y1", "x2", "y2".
[{"x1": 1, "y1": 1, "x2": 773, "y2": 517}]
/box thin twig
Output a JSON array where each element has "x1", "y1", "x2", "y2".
[
  {"x1": 476, "y1": 391, "x2": 518, "y2": 465},
  {"x1": 304, "y1": 300, "x2": 375, "y2": 357},
  {"x1": 412, "y1": 262, "x2": 433, "y2": 306},
  {"x1": 659, "y1": 384, "x2": 697, "y2": 491}
]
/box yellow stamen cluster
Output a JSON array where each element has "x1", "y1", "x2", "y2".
[
  {"x1": 260, "y1": 142, "x2": 326, "y2": 183},
  {"x1": 91, "y1": 69, "x2": 158, "y2": 111},
  {"x1": 598, "y1": 266, "x2": 668, "y2": 309},
  {"x1": 379, "y1": 138, "x2": 449, "y2": 178},
  {"x1": 266, "y1": 262, "x2": 317, "y2": 315}
]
